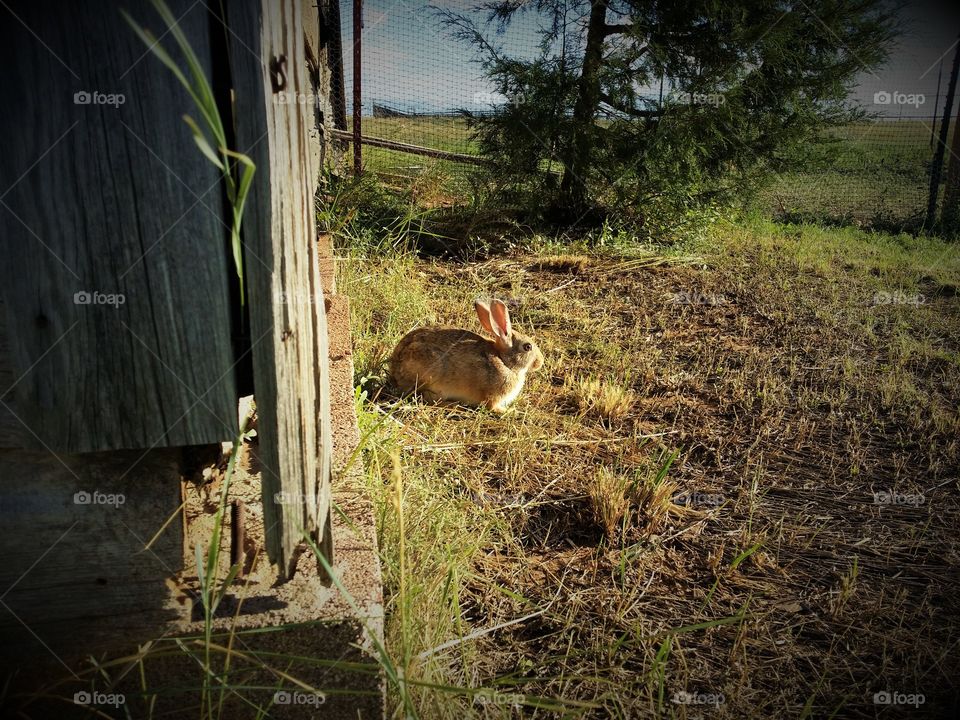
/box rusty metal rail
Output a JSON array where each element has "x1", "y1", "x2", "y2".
[{"x1": 330, "y1": 128, "x2": 489, "y2": 166}]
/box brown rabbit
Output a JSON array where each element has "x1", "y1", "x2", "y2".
[{"x1": 390, "y1": 299, "x2": 544, "y2": 413}]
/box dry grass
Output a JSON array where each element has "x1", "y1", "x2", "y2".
[
  {"x1": 589, "y1": 467, "x2": 631, "y2": 540},
  {"x1": 338, "y1": 217, "x2": 960, "y2": 718},
  {"x1": 567, "y1": 375, "x2": 636, "y2": 422},
  {"x1": 529, "y1": 254, "x2": 593, "y2": 274}
]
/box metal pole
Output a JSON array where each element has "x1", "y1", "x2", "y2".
[
  {"x1": 942, "y1": 75, "x2": 960, "y2": 229},
  {"x1": 353, "y1": 0, "x2": 362, "y2": 175},
  {"x1": 926, "y1": 33, "x2": 960, "y2": 229},
  {"x1": 931, "y1": 58, "x2": 943, "y2": 148}
]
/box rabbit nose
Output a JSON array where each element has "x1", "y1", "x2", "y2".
[{"x1": 532, "y1": 350, "x2": 544, "y2": 371}]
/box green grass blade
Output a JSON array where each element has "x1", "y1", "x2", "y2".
[{"x1": 183, "y1": 115, "x2": 224, "y2": 169}]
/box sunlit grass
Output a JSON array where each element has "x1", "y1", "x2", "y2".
[{"x1": 336, "y1": 197, "x2": 960, "y2": 717}]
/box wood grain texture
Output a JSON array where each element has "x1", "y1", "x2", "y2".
[
  {"x1": 305, "y1": 0, "x2": 340, "y2": 172},
  {"x1": 0, "y1": 0, "x2": 238, "y2": 453},
  {"x1": 0, "y1": 447, "x2": 182, "y2": 668},
  {"x1": 227, "y1": 0, "x2": 334, "y2": 577},
  {"x1": 0, "y1": 300, "x2": 19, "y2": 447}
]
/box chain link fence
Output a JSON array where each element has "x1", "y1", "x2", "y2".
[
  {"x1": 341, "y1": 0, "x2": 960, "y2": 227},
  {"x1": 760, "y1": 98, "x2": 958, "y2": 229},
  {"x1": 340, "y1": 0, "x2": 481, "y2": 200}
]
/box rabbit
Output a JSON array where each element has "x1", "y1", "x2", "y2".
[{"x1": 390, "y1": 298, "x2": 544, "y2": 413}]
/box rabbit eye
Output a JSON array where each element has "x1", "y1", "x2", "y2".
[{"x1": 523, "y1": 342, "x2": 532, "y2": 352}]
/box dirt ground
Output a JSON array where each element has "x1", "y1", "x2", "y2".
[{"x1": 344, "y1": 223, "x2": 960, "y2": 718}]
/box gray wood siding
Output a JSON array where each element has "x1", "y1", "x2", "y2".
[
  {"x1": 227, "y1": 0, "x2": 334, "y2": 576},
  {"x1": 0, "y1": 0, "x2": 239, "y2": 453}
]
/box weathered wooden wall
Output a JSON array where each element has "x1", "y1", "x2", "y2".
[
  {"x1": 0, "y1": 0, "x2": 336, "y2": 583},
  {"x1": 0, "y1": 0, "x2": 230, "y2": 669},
  {"x1": 0, "y1": 0, "x2": 238, "y2": 453},
  {"x1": 308, "y1": 0, "x2": 349, "y2": 170},
  {"x1": 0, "y1": 0, "x2": 346, "y2": 690},
  {"x1": 0, "y1": 447, "x2": 182, "y2": 666},
  {"x1": 227, "y1": 0, "x2": 334, "y2": 577}
]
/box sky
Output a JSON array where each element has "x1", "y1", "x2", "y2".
[
  {"x1": 342, "y1": 0, "x2": 550, "y2": 114},
  {"x1": 850, "y1": 0, "x2": 960, "y2": 118},
  {"x1": 342, "y1": 0, "x2": 960, "y2": 119}
]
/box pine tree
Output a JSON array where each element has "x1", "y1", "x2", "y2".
[{"x1": 439, "y1": 0, "x2": 896, "y2": 221}]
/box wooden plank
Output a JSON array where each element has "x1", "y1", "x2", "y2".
[
  {"x1": 0, "y1": 300, "x2": 20, "y2": 447},
  {"x1": 320, "y1": 0, "x2": 349, "y2": 131},
  {"x1": 0, "y1": 0, "x2": 238, "y2": 452},
  {"x1": 302, "y1": 2, "x2": 326, "y2": 187},
  {"x1": 0, "y1": 447, "x2": 182, "y2": 668},
  {"x1": 304, "y1": 0, "x2": 339, "y2": 174},
  {"x1": 227, "y1": 0, "x2": 334, "y2": 576}
]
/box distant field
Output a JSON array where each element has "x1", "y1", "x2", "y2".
[
  {"x1": 348, "y1": 117, "x2": 951, "y2": 224},
  {"x1": 345, "y1": 117, "x2": 477, "y2": 199},
  {"x1": 355, "y1": 116, "x2": 476, "y2": 154},
  {"x1": 765, "y1": 120, "x2": 949, "y2": 226}
]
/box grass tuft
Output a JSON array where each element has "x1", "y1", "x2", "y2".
[
  {"x1": 530, "y1": 254, "x2": 592, "y2": 273},
  {"x1": 567, "y1": 374, "x2": 636, "y2": 422},
  {"x1": 589, "y1": 467, "x2": 631, "y2": 541}
]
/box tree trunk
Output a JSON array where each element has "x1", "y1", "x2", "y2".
[{"x1": 560, "y1": 0, "x2": 608, "y2": 211}]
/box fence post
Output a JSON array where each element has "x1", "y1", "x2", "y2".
[
  {"x1": 324, "y1": 0, "x2": 347, "y2": 130},
  {"x1": 227, "y1": 0, "x2": 335, "y2": 577},
  {"x1": 931, "y1": 58, "x2": 943, "y2": 148},
  {"x1": 942, "y1": 95, "x2": 960, "y2": 230},
  {"x1": 926, "y1": 34, "x2": 960, "y2": 229},
  {"x1": 353, "y1": 0, "x2": 362, "y2": 175}
]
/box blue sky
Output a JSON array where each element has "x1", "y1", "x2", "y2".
[
  {"x1": 342, "y1": 0, "x2": 548, "y2": 114},
  {"x1": 342, "y1": 0, "x2": 960, "y2": 119}
]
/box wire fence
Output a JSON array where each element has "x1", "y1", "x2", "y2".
[
  {"x1": 341, "y1": 0, "x2": 960, "y2": 226},
  {"x1": 339, "y1": 0, "x2": 479, "y2": 199},
  {"x1": 760, "y1": 116, "x2": 957, "y2": 228}
]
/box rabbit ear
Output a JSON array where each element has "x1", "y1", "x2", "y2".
[
  {"x1": 474, "y1": 299, "x2": 495, "y2": 335},
  {"x1": 490, "y1": 299, "x2": 512, "y2": 339}
]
